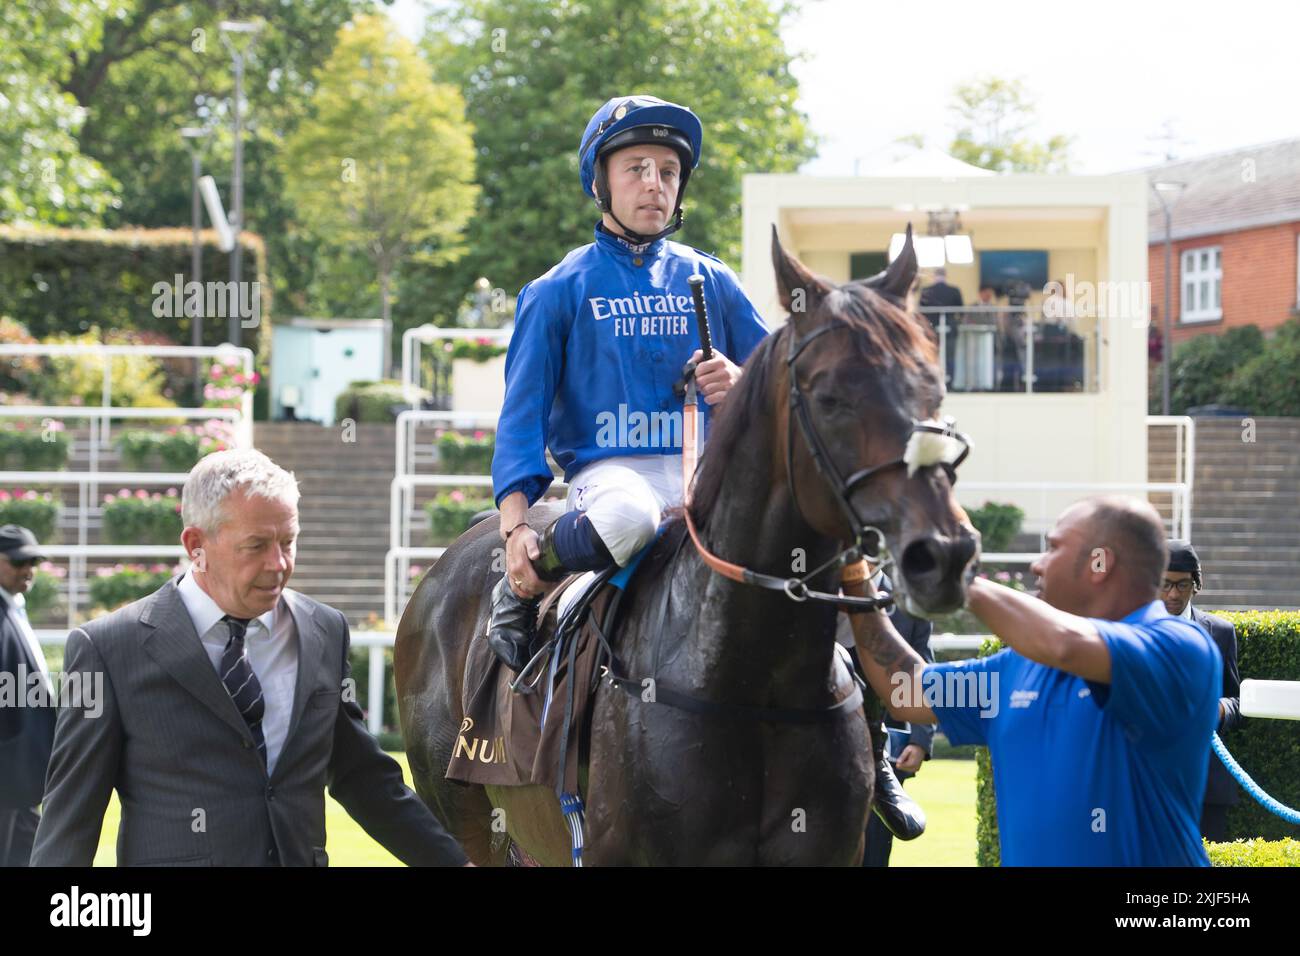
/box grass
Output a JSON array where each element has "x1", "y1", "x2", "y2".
[
  {"x1": 887, "y1": 757, "x2": 979, "y2": 867},
  {"x1": 90, "y1": 752, "x2": 979, "y2": 867}
]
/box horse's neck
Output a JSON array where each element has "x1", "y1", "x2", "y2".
[{"x1": 684, "y1": 423, "x2": 844, "y2": 698}]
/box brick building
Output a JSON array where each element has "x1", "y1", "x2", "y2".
[{"x1": 1144, "y1": 139, "x2": 1300, "y2": 346}]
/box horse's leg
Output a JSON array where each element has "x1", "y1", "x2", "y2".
[{"x1": 396, "y1": 519, "x2": 515, "y2": 866}]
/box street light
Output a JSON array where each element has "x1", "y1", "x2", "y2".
[
  {"x1": 219, "y1": 19, "x2": 263, "y2": 346},
  {"x1": 1153, "y1": 180, "x2": 1186, "y2": 416},
  {"x1": 180, "y1": 126, "x2": 210, "y2": 397}
]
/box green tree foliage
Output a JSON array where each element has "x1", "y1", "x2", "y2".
[
  {"x1": 946, "y1": 76, "x2": 1072, "y2": 174},
  {"x1": 1169, "y1": 324, "x2": 1265, "y2": 413},
  {"x1": 0, "y1": 0, "x2": 122, "y2": 225},
  {"x1": 410, "y1": 0, "x2": 816, "y2": 329},
  {"x1": 280, "y1": 13, "x2": 479, "y2": 340}
]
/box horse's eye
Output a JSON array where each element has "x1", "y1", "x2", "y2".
[{"x1": 815, "y1": 393, "x2": 841, "y2": 413}]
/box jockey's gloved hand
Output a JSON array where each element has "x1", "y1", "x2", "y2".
[{"x1": 673, "y1": 356, "x2": 701, "y2": 399}]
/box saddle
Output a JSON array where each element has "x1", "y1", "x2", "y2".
[{"x1": 444, "y1": 528, "x2": 671, "y2": 794}]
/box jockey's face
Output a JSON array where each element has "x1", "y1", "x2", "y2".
[{"x1": 600, "y1": 143, "x2": 681, "y2": 238}]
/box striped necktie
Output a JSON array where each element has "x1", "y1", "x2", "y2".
[{"x1": 220, "y1": 615, "x2": 267, "y2": 767}]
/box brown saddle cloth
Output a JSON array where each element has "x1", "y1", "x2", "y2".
[{"x1": 446, "y1": 574, "x2": 616, "y2": 794}]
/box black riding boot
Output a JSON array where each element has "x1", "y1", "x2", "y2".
[
  {"x1": 870, "y1": 720, "x2": 926, "y2": 841},
  {"x1": 486, "y1": 519, "x2": 576, "y2": 673}
]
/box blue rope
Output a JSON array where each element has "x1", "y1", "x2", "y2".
[
  {"x1": 1213, "y1": 733, "x2": 1300, "y2": 825},
  {"x1": 559, "y1": 792, "x2": 586, "y2": 867}
]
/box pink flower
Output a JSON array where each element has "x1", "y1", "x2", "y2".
[
  {"x1": 449, "y1": 490, "x2": 465, "y2": 503},
  {"x1": 117, "y1": 488, "x2": 131, "y2": 498},
  {"x1": 0, "y1": 491, "x2": 9, "y2": 502},
  {"x1": 251, "y1": 372, "x2": 261, "y2": 384},
  {"x1": 166, "y1": 487, "x2": 178, "y2": 497},
  {"x1": 232, "y1": 373, "x2": 245, "y2": 385},
  {"x1": 135, "y1": 489, "x2": 149, "y2": 499},
  {"x1": 210, "y1": 364, "x2": 224, "y2": 378},
  {"x1": 473, "y1": 430, "x2": 486, "y2": 440},
  {"x1": 103, "y1": 494, "x2": 114, "y2": 504}
]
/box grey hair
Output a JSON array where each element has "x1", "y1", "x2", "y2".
[{"x1": 182, "y1": 449, "x2": 300, "y2": 534}]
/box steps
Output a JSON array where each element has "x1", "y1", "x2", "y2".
[
  {"x1": 1150, "y1": 418, "x2": 1300, "y2": 610},
  {"x1": 254, "y1": 423, "x2": 398, "y2": 626}
]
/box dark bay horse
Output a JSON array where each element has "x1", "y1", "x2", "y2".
[{"x1": 395, "y1": 227, "x2": 980, "y2": 865}]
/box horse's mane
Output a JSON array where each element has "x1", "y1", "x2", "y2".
[{"x1": 688, "y1": 283, "x2": 937, "y2": 528}]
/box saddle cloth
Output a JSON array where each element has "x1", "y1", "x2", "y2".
[{"x1": 444, "y1": 539, "x2": 660, "y2": 792}]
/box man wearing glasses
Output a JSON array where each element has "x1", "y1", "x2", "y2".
[
  {"x1": 1162, "y1": 539, "x2": 1242, "y2": 843},
  {"x1": 0, "y1": 525, "x2": 56, "y2": 866}
]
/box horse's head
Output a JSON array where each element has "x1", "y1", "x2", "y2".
[{"x1": 770, "y1": 224, "x2": 980, "y2": 616}]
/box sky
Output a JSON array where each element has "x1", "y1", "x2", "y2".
[{"x1": 388, "y1": 0, "x2": 1300, "y2": 174}]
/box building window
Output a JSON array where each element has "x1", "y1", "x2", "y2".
[{"x1": 1180, "y1": 246, "x2": 1221, "y2": 323}]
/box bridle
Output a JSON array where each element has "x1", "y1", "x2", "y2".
[{"x1": 683, "y1": 319, "x2": 971, "y2": 614}]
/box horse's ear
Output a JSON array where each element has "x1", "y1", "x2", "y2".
[
  {"x1": 771, "y1": 224, "x2": 830, "y2": 321},
  {"x1": 863, "y1": 222, "x2": 917, "y2": 302}
]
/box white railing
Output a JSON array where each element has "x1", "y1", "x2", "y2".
[
  {"x1": 399, "y1": 325, "x2": 510, "y2": 406},
  {"x1": 1, "y1": 344, "x2": 254, "y2": 632},
  {"x1": 385, "y1": 409, "x2": 567, "y2": 625}
]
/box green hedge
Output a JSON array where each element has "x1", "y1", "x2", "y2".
[
  {"x1": 334, "y1": 380, "x2": 426, "y2": 424},
  {"x1": 436, "y1": 430, "x2": 495, "y2": 474},
  {"x1": 0, "y1": 427, "x2": 70, "y2": 471},
  {"x1": 89, "y1": 564, "x2": 179, "y2": 611},
  {"x1": 1206, "y1": 837, "x2": 1300, "y2": 867},
  {"x1": 426, "y1": 491, "x2": 495, "y2": 545},
  {"x1": 0, "y1": 226, "x2": 269, "y2": 363},
  {"x1": 976, "y1": 612, "x2": 1300, "y2": 865},
  {"x1": 966, "y1": 501, "x2": 1025, "y2": 553},
  {"x1": 115, "y1": 430, "x2": 204, "y2": 472},
  {"x1": 101, "y1": 491, "x2": 184, "y2": 545},
  {"x1": 0, "y1": 489, "x2": 60, "y2": 542}
]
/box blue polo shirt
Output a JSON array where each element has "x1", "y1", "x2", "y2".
[{"x1": 929, "y1": 600, "x2": 1221, "y2": 866}]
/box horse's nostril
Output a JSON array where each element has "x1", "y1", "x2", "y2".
[{"x1": 901, "y1": 538, "x2": 942, "y2": 580}]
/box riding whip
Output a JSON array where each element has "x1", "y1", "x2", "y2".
[{"x1": 682, "y1": 273, "x2": 714, "y2": 493}]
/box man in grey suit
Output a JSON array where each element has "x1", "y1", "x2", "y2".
[
  {"x1": 1, "y1": 525, "x2": 57, "y2": 866},
  {"x1": 32, "y1": 449, "x2": 469, "y2": 866}
]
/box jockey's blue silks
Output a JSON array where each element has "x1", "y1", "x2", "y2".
[{"x1": 491, "y1": 222, "x2": 769, "y2": 508}]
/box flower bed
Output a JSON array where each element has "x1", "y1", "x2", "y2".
[
  {"x1": 0, "y1": 488, "x2": 60, "y2": 542},
  {"x1": 24, "y1": 563, "x2": 66, "y2": 617},
  {"x1": 425, "y1": 489, "x2": 495, "y2": 544},
  {"x1": 0, "y1": 422, "x2": 70, "y2": 470},
  {"x1": 101, "y1": 488, "x2": 183, "y2": 545},
  {"x1": 89, "y1": 563, "x2": 182, "y2": 612},
  {"x1": 115, "y1": 419, "x2": 233, "y2": 472},
  {"x1": 436, "y1": 429, "x2": 495, "y2": 474}
]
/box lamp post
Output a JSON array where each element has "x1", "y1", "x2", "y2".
[
  {"x1": 180, "y1": 126, "x2": 210, "y2": 398},
  {"x1": 219, "y1": 19, "x2": 263, "y2": 347},
  {"x1": 1153, "y1": 180, "x2": 1186, "y2": 415}
]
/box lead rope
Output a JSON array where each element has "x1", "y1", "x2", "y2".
[{"x1": 1211, "y1": 734, "x2": 1300, "y2": 824}]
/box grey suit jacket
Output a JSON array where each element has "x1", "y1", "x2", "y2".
[{"x1": 30, "y1": 580, "x2": 467, "y2": 867}]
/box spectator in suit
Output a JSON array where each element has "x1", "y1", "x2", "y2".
[
  {"x1": 0, "y1": 525, "x2": 56, "y2": 866},
  {"x1": 920, "y1": 268, "x2": 963, "y2": 383},
  {"x1": 837, "y1": 570, "x2": 934, "y2": 866},
  {"x1": 32, "y1": 450, "x2": 469, "y2": 867},
  {"x1": 1163, "y1": 539, "x2": 1241, "y2": 843}
]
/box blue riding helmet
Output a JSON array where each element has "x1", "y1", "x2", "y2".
[{"x1": 578, "y1": 95, "x2": 703, "y2": 244}]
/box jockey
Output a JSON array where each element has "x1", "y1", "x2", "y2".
[{"x1": 487, "y1": 94, "x2": 770, "y2": 671}]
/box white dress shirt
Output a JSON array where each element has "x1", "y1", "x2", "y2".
[
  {"x1": 1, "y1": 583, "x2": 53, "y2": 694},
  {"x1": 176, "y1": 571, "x2": 299, "y2": 775},
  {"x1": 1180, "y1": 600, "x2": 1194, "y2": 621}
]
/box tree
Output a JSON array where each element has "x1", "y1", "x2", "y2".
[
  {"x1": 410, "y1": 0, "x2": 816, "y2": 330},
  {"x1": 946, "y1": 76, "x2": 1072, "y2": 174},
  {"x1": 0, "y1": 0, "x2": 121, "y2": 225},
  {"x1": 280, "y1": 13, "x2": 479, "y2": 370}
]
